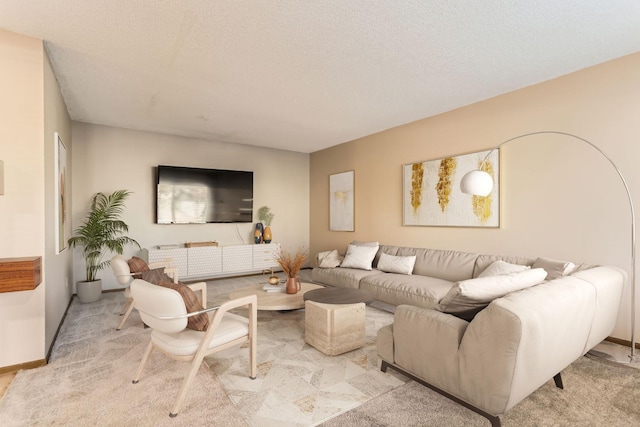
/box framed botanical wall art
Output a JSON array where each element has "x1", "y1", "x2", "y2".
[
  {"x1": 329, "y1": 170, "x2": 354, "y2": 231},
  {"x1": 55, "y1": 132, "x2": 69, "y2": 253},
  {"x1": 403, "y1": 149, "x2": 500, "y2": 227}
]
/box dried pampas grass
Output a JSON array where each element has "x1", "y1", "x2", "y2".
[{"x1": 276, "y1": 247, "x2": 307, "y2": 278}]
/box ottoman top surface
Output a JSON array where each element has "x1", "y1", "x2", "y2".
[{"x1": 303, "y1": 287, "x2": 374, "y2": 305}]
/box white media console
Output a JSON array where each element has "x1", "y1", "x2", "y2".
[{"x1": 143, "y1": 243, "x2": 280, "y2": 281}]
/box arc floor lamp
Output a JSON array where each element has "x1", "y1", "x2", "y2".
[{"x1": 459, "y1": 131, "x2": 637, "y2": 362}]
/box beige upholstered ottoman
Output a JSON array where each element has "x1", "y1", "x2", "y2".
[{"x1": 304, "y1": 300, "x2": 366, "y2": 356}]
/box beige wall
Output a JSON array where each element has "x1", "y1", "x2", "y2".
[
  {"x1": 310, "y1": 52, "x2": 640, "y2": 342},
  {"x1": 0, "y1": 30, "x2": 46, "y2": 367},
  {"x1": 43, "y1": 50, "x2": 73, "y2": 354},
  {"x1": 70, "y1": 123, "x2": 310, "y2": 291},
  {"x1": 0, "y1": 29, "x2": 72, "y2": 369}
]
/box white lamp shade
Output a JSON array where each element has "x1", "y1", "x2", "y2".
[{"x1": 460, "y1": 170, "x2": 494, "y2": 197}]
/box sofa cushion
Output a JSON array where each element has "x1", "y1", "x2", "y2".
[
  {"x1": 377, "y1": 252, "x2": 416, "y2": 275},
  {"x1": 311, "y1": 267, "x2": 383, "y2": 289},
  {"x1": 478, "y1": 260, "x2": 530, "y2": 278},
  {"x1": 340, "y1": 243, "x2": 379, "y2": 270},
  {"x1": 351, "y1": 240, "x2": 379, "y2": 247},
  {"x1": 360, "y1": 273, "x2": 454, "y2": 309},
  {"x1": 395, "y1": 247, "x2": 479, "y2": 282},
  {"x1": 317, "y1": 249, "x2": 343, "y2": 268},
  {"x1": 472, "y1": 254, "x2": 536, "y2": 278},
  {"x1": 532, "y1": 257, "x2": 576, "y2": 280},
  {"x1": 438, "y1": 268, "x2": 548, "y2": 321}
]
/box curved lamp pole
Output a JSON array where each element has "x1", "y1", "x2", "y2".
[{"x1": 459, "y1": 131, "x2": 636, "y2": 362}]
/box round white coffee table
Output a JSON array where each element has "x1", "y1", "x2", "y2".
[{"x1": 228, "y1": 282, "x2": 324, "y2": 311}]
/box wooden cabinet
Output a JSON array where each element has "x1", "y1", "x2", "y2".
[
  {"x1": 0, "y1": 256, "x2": 42, "y2": 293},
  {"x1": 253, "y1": 244, "x2": 280, "y2": 270},
  {"x1": 146, "y1": 243, "x2": 280, "y2": 280},
  {"x1": 148, "y1": 247, "x2": 188, "y2": 279},
  {"x1": 222, "y1": 245, "x2": 253, "y2": 273},
  {"x1": 187, "y1": 246, "x2": 222, "y2": 277}
]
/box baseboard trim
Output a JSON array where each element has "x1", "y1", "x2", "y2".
[
  {"x1": 0, "y1": 359, "x2": 46, "y2": 375},
  {"x1": 605, "y1": 336, "x2": 640, "y2": 349},
  {"x1": 46, "y1": 293, "x2": 76, "y2": 362}
]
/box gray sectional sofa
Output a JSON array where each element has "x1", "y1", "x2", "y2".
[{"x1": 310, "y1": 243, "x2": 626, "y2": 426}]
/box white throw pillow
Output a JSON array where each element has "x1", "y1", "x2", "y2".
[
  {"x1": 478, "y1": 260, "x2": 530, "y2": 278},
  {"x1": 340, "y1": 244, "x2": 379, "y2": 270},
  {"x1": 377, "y1": 252, "x2": 416, "y2": 275},
  {"x1": 532, "y1": 257, "x2": 576, "y2": 280},
  {"x1": 317, "y1": 249, "x2": 343, "y2": 268},
  {"x1": 438, "y1": 268, "x2": 548, "y2": 321}
]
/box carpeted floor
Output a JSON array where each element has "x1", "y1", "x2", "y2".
[
  {"x1": 1, "y1": 270, "x2": 639, "y2": 426},
  {"x1": 321, "y1": 356, "x2": 640, "y2": 426}
]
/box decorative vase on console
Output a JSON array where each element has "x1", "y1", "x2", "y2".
[
  {"x1": 275, "y1": 246, "x2": 307, "y2": 294},
  {"x1": 263, "y1": 226, "x2": 272, "y2": 244},
  {"x1": 257, "y1": 206, "x2": 275, "y2": 244},
  {"x1": 254, "y1": 223, "x2": 263, "y2": 244}
]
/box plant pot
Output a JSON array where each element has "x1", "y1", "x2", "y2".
[{"x1": 77, "y1": 279, "x2": 102, "y2": 303}]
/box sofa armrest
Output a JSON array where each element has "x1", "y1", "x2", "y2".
[{"x1": 392, "y1": 305, "x2": 468, "y2": 389}]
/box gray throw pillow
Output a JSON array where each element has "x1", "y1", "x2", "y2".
[
  {"x1": 532, "y1": 257, "x2": 576, "y2": 280},
  {"x1": 438, "y1": 268, "x2": 548, "y2": 321}
]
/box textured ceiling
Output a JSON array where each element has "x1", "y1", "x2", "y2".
[{"x1": 1, "y1": 1, "x2": 640, "y2": 153}]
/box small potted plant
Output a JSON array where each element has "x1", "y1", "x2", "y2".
[
  {"x1": 257, "y1": 206, "x2": 275, "y2": 243},
  {"x1": 275, "y1": 247, "x2": 307, "y2": 294},
  {"x1": 68, "y1": 190, "x2": 140, "y2": 303}
]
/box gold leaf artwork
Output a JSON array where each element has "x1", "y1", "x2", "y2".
[
  {"x1": 410, "y1": 163, "x2": 424, "y2": 215},
  {"x1": 436, "y1": 157, "x2": 457, "y2": 212},
  {"x1": 472, "y1": 161, "x2": 494, "y2": 223}
]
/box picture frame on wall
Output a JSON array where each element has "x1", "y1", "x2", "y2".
[
  {"x1": 329, "y1": 170, "x2": 354, "y2": 231},
  {"x1": 54, "y1": 132, "x2": 69, "y2": 253},
  {"x1": 403, "y1": 149, "x2": 500, "y2": 227}
]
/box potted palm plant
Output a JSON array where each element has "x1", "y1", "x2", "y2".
[{"x1": 68, "y1": 190, "x2": 140, "y2": 303}]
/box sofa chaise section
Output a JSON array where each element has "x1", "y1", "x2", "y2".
[{"x1": 377, "y1": 266, "x2": 625, "y2": 426}]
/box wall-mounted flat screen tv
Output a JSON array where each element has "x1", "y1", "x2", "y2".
[{"x1": 156, "y1": 165, "x2": 253, "y2": 224}]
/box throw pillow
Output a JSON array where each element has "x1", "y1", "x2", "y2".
[
  {"x1": 438, "y1": 268, "x2": 548, "y2": 321},
  {"x1": 377, "y1": 252, "x2": 416, "y2": 275},
  {"x1": 532, "y1": 257, "x2": 576, "y2": 280},
  {"x1": 128, "y1": 256, "x2": 150, "y2": 279},
  {"x1": 340, "y1": 243, "x2": 379, "y2": 270},
  {"x1": 317, "y1": 249, "x2": 343, "y2": 268},
  {"x1": 156, "y1": 280, "x2": 209, "y2": 331},
  {"x1": 478, "y1": 260, "x2": 530, "y2": 278},
  {"x1": 141, "y1": 268, "x2": 174, "y2": 285}
]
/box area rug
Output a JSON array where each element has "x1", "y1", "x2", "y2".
[
  {"x1": 0, "y1": 292, "x2": 246, "y2": 427},
  {"x1": 206, "y1": 305, "x2": 405, "y2": 426},
  {"x1": 320, "y1": 355, "x2": 640, "y2": 426},
  {"x1": 0, "y1": 274, "x2": 405, "y2": 427}
]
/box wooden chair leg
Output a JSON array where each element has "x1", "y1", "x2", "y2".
[
  {"x1": 133, "y1": 342, "x2": 154, "y2": 384},
  {"x1": 249, "y1": 301, "x2": 257, "y2": 379},
  {"x1": 170, "y1": 354, "x2": 206, "y2": 417},
  {"x1": 119, "y1": 297, "x2": 132, "y2": 315},
  {"x1": 117, "y1": 299, "x2": 135, "y2": 330}
]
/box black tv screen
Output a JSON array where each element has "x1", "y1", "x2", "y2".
[{"x1": 156, "y1": 165, "x2": 253, "y2": 224}]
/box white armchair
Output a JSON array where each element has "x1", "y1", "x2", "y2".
[
  {"x1": 110, "y1": 255, "x2": 205, "y2": 330},
  {"x1": 130, "y1": 279, "x2": 257, "y2": 417}
]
